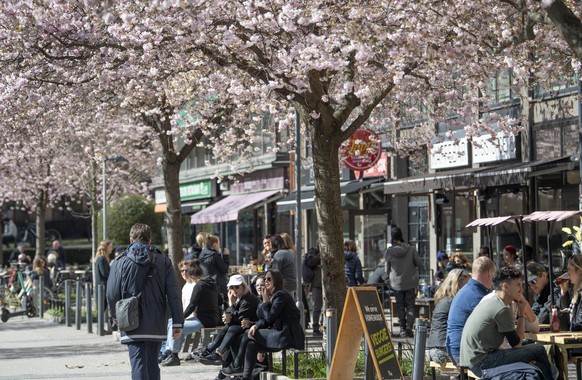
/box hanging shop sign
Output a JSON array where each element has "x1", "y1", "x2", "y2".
[{"x1": 339, "y1": 128, "x2": 382, "y2": 171}]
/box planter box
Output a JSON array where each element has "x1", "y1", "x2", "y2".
[{"x1": 45, "y1": 315, "x2": 64, "y2": 324}]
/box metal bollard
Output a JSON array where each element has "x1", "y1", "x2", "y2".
[
  {"x1": 97, "y1": 284, "x2": 105, "y2": 336},
  {"x1": 86, "y1": 282, "x2": 92, "y2": 333},
  {"x1": 65, "y1": 280, "x2": 72, "y2": 327},
  {"x1": 364, "y1": 337, "x2": 374, "y2": 380},
  {"x1": 326, "y1": 308, "x2": 337, "y2": 378},
  {"x1": 412, "y1": 318, "x2": 429, "y2": 380},
  {"x1": 38, "y1": 276, "x2": 44, "y2": 318},
  {"x1": 75, "y1": 280, "x2": 82, "y2": 330}
]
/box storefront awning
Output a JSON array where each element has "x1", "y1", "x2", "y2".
[
  {"x1": 154, "y1": 200, "x2": 210, "y2": 214},
  {"x1": 276, "y1": 179, "x2": 380, "y2": 213},
  {"x1": 383, "y1": 156, "x2": 577, "y2": 195},
  {"x1": 383, "y1": 167, "x2": 482, "y2": 195},
  {"x1": 522, "y1": 210, "x2": 582, "y2": 222},
  {"x1": 190, "y1": 190, "x2": 281, "y2": 224}
]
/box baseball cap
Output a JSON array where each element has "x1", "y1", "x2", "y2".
[
  {"x1": 227, "y1": 274, "x2": 246, "y2": 287},
  {"x1": 436, "y1": 251, "x2": 448, "y2": 261},
  {"x1": 504, "y1": 245, "x2": 517, "y2": 254},
  {"x1": 526, "y1": 262, "x2": 546, "y2": 283},
  {"x1": 557, "y1": 272, "x2": 569, "y2": 281}
]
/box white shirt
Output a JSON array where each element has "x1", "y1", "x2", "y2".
[{"x1": 182, "y1": 281, "x2": 196, "y2": 319}]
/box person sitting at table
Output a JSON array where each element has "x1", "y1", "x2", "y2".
[
  {"x1": 566, "y1": 255, "x2": 582, "y2": 331},
  {"x1": 427, "y1": 268, "x2": 471, "y2": 364},
  {"x1": 459, "y1": 266, "x2": 555, "y2": 379},
  {"x1": 446, "y1": 256, "x2": 496, "y2": 364},
  {"x1": 526, "y1": 262, "x2": 565, "y2": 324}
]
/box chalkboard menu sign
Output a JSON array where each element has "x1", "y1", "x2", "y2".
[{"x1": 329, "y1": 287, "x2": 403, "y2": 380}]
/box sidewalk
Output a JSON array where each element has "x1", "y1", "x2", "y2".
[{"x1": 0, "y1": 316, "x2": 222, "y2": 379}]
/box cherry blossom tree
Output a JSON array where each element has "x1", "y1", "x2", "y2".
[{"x1": 2, "y1": 0, "x2": 580, "y2": 316}]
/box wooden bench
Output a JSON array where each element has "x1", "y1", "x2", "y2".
[
  {"x1": 429, "y1": 361, "x2": 480, "y2": 380},
  {"x1": 181, "y1": 327, "x2": 223, "y2": 353}
]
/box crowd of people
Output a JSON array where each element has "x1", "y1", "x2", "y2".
[
  {"x1": 107, "y1": 225, "x2": 306, "y2": 380},
  {"x1": 421, "y1": 241, "x2": 582, "y2": 379}
]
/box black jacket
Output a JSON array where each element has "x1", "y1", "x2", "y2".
[
  {"x1": 226, "y1": 291, "x2": 260, "y2": 324},
  {"x1": 198, "y1": 246, "x2": 229, "y2": 296},
  {"x1": 183, "y1": 277, "x2": 222, "y2": 328},
  {"x1": 95, "y1": 255, "x2": 110, "y2": 286},
  {"x1": 255, "y1": 290, "x2": 305, "y2": 350},
  {"x1": 107, "y1": 242, "x2": 184, "y2": 343}
]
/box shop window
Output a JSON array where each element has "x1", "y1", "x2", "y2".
[{"x1": 437, "y1": 193, "x2": 474, "y2": 257}]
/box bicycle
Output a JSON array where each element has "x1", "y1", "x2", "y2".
[
  {"x1": 0, "y1": 264, "x2": 36, "y2": 322},
  {"x1": 16, "y1": 222, "x2": 61, "y2": 248}
]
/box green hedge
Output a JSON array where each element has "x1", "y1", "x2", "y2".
[{"x1": 1, "y1": 247, "x2": 92, "y2": 266}]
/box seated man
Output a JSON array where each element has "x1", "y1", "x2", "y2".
[
  {"x1": 446, "y1": 256, "x2": 496, "y2": 364},
  {"x1": 459, "y1": 266, "x2": 555, "y2": 379},
  {"x1": 527, "y1": 262, "x2": 564, "y2": 324}
]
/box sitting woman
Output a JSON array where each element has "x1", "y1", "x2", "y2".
[
  {"x1": 221, "y1": 269, "x2": 304, "y2": 379},
  {"x1": 29, "y1": 256, "x2": 53, "y2": 290},
  {"x1": 427, "y1": 268, "x2": 471, "y2": 363},
  {"x1": 568, "y1": 255, "x2": 582, "y2": 331},
  {"x1": 160, "y1": 259, "x2": 221, "y2": 366},
  {"x1": 197, "y1": 273, "x2": 260, "y2": 366}
]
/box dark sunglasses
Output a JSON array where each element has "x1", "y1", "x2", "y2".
[
  {"x1": 265, "y1": 277, "x2": 273, "y2": 282},
  {"x1": 529, "y1": 278, "x2": 537, "y2": 286},
  {"x1": 229, "y1": 285, "x2": 241, "y2": 290}
]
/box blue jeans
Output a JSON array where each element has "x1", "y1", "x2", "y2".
[
  {"x1": 471, "y1": 344, "x2": 553, "y2": 379},
  {"x1": 165, "y1": 317, "x2": 203, "y2": 353},
  {"x1": 128, "y1": 341, "x2": 162, "y2": 380}
]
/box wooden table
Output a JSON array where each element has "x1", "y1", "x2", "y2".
[{"x1": 524, "y1": 331, "x2": 582, "y2": 380}]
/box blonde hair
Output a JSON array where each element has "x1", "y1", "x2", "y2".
[
  {"x1": 472, "y1": 256, "x2": 495, "y2": 275},
  {"x1": 570, "y1": 255, "x2": 582, "y2": 303},
  {"x1": 96, "y1": 240, "x2": 112, "y2": 263},
  {"x1": 279, "y1": 232, "x2": 296, "y2": 252},
  {"x1": 196, "y1": 232, "x2": 209, "y2": 248},
  {"x1": 434, "y1": 268, "x2": 471, "y2": 304},
  {"x1": 206, "y1": 235, "x2": 219, "y2": 248}
]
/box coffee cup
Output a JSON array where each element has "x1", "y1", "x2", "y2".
[
  {"x1": 224, "y1": 312, "x2": 232, "y2": 324},
  {"x1": 242, "y1": 318, "x2": 251, "y2": 328}
]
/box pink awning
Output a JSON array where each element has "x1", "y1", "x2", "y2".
[
  {"x1": 466, "y1": 216, "x2": 515, "y2": 228},
  {"x1": 190, "y1": 190, "x2": 280, "y2": 225},
  {"x1": 522, "y1": 210, "x2": 582, "y2": 222}
]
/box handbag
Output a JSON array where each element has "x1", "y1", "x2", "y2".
[{"x1": 115, "y1": 295, "x2": 140, "y2": 331}]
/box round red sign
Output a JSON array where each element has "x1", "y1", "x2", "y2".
[{"x1": 339, "y1": 128, "x2": 382, "y2": 171}]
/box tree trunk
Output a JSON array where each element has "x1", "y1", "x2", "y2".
[
  {"x1": 35, "y1": 190, "x2": 47, "y2": 257},
  {"x1": 310, "y1": 118, "x2": 347, "y2": 320},
  {"x1": 163, "y1": 158, "x2": 184, "y2": 278}
]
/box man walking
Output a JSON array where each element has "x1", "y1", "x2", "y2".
[
  {"x1": 107, "y1": 223, "x2": 184, "y2": 380},
  {"x1": 460, "y1": 266, "x2": 554, "y2": 379},
  {"x1": 446, "y1": 256, "x2": 495, "y2": 364},
  {"x1": 385, "y1": 226, "x2": 422, "y2": 338}
]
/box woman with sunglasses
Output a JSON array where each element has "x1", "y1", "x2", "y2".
[
  {"x1": 160, "y1": 259, "x2": 221, "y2": 367},
  {"x1": 196, "y1": 274, "x2": 260, "y2": 366},
  {"x1": 222, "y1": 269, "x2": 304, "y2": 379}
]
